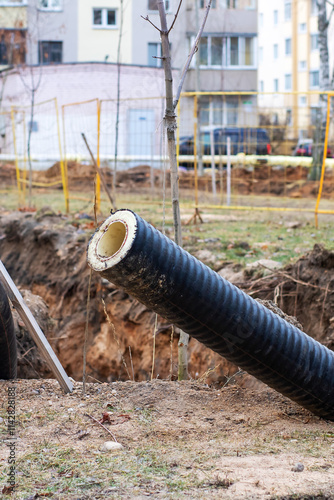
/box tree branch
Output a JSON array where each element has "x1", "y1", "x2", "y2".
[
  {"x1": 173, "y1": 0, "x2": 213, "y2": 109},
  {"x1": 168, "y1": 0, "x2": 183, "y2": 34},
  {"x1": 141, "y1": 14, "x2": 161, "y2": 32}
]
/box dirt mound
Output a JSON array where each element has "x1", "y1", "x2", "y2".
[
  {"x1": 1, "y1": 161, "x2": 330, "y2": 199},
  {"x1": 0, "y1": 210, "x2": 231, "y2": 383},
  {"x1": 0, "y1": 210, "x2": 333, "y2": 385},
  {"x1": 243, "y1": 244, "x2": 334, "y2": 349}
]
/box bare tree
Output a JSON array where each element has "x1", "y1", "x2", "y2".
[
  {"x1": 17, "y1": 5, "x2": 44, "y2": 207},
  {"x1": 112, "y1": 0, "x2": 125, "y2": 209},
  {"x1": 143, "y1": 0, "x2": 212, "y2": 380},
  {"x1": 310, "y1": 0, "x2": 334, "y2": 180}
]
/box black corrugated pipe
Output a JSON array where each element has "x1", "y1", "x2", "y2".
[
  {"x1": 0, "y1": 281, "x2": 17, "y2": 380},
  {"x1": 87, "y1": 209, "x2": 334, "y2": 420}
]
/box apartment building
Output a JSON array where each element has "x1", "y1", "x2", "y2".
[
  {"x1": 0, "y1": 0, "x2": 27, "y2": 67},
  {"x1": 0, "y1": 1, "x2": 259, "y2": 159},
  {"x1": 257, "y1": 0, "x2": 334, "y2": 136}
]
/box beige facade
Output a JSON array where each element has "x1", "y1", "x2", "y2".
[
  {"x1": 77, "y1": 0, "x2": 132, "y2": 64},
  {"x1": 0, "y1": 5, "x2": 27, "y2": 29}
]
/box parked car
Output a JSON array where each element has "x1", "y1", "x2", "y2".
[
  {"x1": 179, "y1": 127, "x2": 272, "y2": 163},
  {"x1": 293, "y1": 139, "x2": 333, "y2": 158}
]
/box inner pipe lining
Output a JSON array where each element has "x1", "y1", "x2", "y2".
[{"x1": 97, "y1": 222, "x2": 127, "y2": 258}]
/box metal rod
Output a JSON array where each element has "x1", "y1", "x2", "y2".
[{"x1": 0, "y1": 260, "x2": 73, "y2": 393}]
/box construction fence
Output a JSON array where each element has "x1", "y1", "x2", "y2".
[{"x1": 1, "y1": 91, "x2": 334, "y2": 218}]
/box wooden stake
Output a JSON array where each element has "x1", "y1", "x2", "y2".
[{"x1": 0, "y1": 260, "x2": 73, "y2": 393}]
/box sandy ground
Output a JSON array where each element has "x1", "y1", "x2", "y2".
[{"x1": 1, "y1": 379, "x2": 334, "y2": 499}]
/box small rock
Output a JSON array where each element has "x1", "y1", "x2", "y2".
[
  {"x1": 291, "y1": 462, "x2": 304, "y2": 472},
  {"x1": 246, "y1": 259, "x2": 282, "y2": 276},
  {"x1": 100, "y1": 441, "x2": 123, "y2": 452},
  {"x1": 218, "y1": 264, "x2": 244, "y2": 283},
  {"x1": 195, "y1": 249, "x2": 216, "y2": 265},
  {"x1": 67, "y1": 408, "x2": 74, "y2": 413}
]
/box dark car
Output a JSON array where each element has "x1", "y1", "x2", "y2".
[
  {"x1": 293, "y1": 139, "x2": 332, "y2": 158},
  {"x1": 179, "y1": 127, "x2": 271, "y2": 161}
]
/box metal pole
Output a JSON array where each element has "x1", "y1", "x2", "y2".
[
  {"x1": 227, "y1": 136, "x2": 231, "y2": 206},
  {"x1": 210, "y1": 128, "x2": 216, "y2": 199}
]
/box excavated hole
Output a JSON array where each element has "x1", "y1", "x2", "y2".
[{"x1": 97, "y1": 221, "x2": 127, "y2": 258}]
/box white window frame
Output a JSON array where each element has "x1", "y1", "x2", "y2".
[
  {"x1": 299, "y1": 22, "x2": 307, "y2": 34},
  {"x1": 38, "y1": 0, "x2": 62, "y2": 11},
  {"x1": 309, "y1": 69, "x2": 319, "y2": 89},
  {"x1": 93, "y1": 8, "x2": 118, "y2": 29},
  {"x1": 285, "y1": 73, "x2": 292, "y2": 90},
  {"x1": 310, "y1": 33, "x2": 319, "y2": 51},
  {"x1": 285, "y1": 38, "x2": 292, "y2": 56},
  {"x1": 311, "y1": 0, "x2": 318, "y2": 15},
  {"x1": 259, "y1": 12, "x2": 264, "y2": 27},
  {"x1": 273, "y1": 43, "x2": 278, "y2": 59},
  {"x1": 148, "y1": 42, "x2": 162, "y2": 67},
  {"x1": 273, "y1": 9, "x2": 278, "y2": 24},
  {"x1": 299, "y1": 95, "x2": 307, "y2": 107},
  {"x1": 273, "y1": 78, "x2": 279, "y2": 92},
  {"x1": 0, "y1": 0, "x2": 27, "y2": 5},
  {"x1": 148, "y1": 0, "x2": 171, "y2": 12},
  {"x1": 197, "y1": 34, "x2": 256, "y2": 69},
  {"x1": 284, "y1": 0, "x2": 291, "y2": 21},
  {"x1": 200, "y1": 0, "x2": 216, "y2": 7},
  {"x1": 298, "y1": 60, "x2": 307, "y2": 71}
]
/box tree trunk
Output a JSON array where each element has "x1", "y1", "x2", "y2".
[
  {"x1": 157, "y1": 0, "x2": 189, "y2": 379},
  {"x1": 310, "y1": 0, "x2": 331, "y2": 180}
]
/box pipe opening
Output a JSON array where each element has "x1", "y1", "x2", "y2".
[{"x1": 97, "y1": 221, "x2": 127, "y2": 258}]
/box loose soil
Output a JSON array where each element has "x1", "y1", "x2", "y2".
[
  {"x1": 2, "y1": 161, "x2": 334, "y2": 199},
  {"x1": 1, "y1": 164, "x2": 334, "y2": 498},
  {"x1": 1, "y1": 379, "x2": 334, "y2": 499}
]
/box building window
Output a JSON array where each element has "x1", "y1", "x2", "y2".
[
  {"x1": 299, "y1": 95, "x2": 307, "y2": 107},
  {"x1": 299, "y1": 22, "x2": 307, "y2": 33},
  {"x1": 259, "y1": 46, "x2": 263, "y2": 62},
  {"x1": 260, "y1": 80, "x2": 264, "y2": 92},
  {"x1": 273, "y1": 43, "x2": 278, "y2": 59},
  {"x1": 310, "y1": 106, "x2": 318, "y2": 125},
  {"x1": 285, "y1": 38, "x2": 291, "y2": 55},
  {"x1": 285, "y1": 73, "x2": 292, "y2": 90},
  {"x1": 93, "y1": 8, "x2": 117, "y2": 28},
  {"x1": 200, "y1": 0, "x2": 216, "y2": 7},
  {"x1": 38, "y1": 41, "x2": 62, "y2": 64},
  {"x1": 286, "y1": 109, "x2": 292, "y2": 126},
  {"x1": 311, "y1": 33, "x2": 319, "y2": 51},
  {"x1": 148, "y1": 0, "x2": 170, "y2": 10},
  {"x1": 230, "y1": 36, "x2": 239, "y2": 65},
  {"x1": 227, "y1": 0, "x2": 238, "y2": 7},
  {"x1": 0, "y1": 0, "x2": 27, "y2": 4},
  {"x1": 311, "y1": 0, "x2": 318, "y2": 15},
  {"x1": 259, "y1": 12, "x2": 263, "y2": 26},
  {"x1": 274, "y1": 78, "x2": 279, "y2": 92},
  {"x1": 148, "y1": 42, "x2": 162, "y2": 67},
  {"x1": 309, "y1": 70, "x2": 319, "y2": 88},
  {"x1": 273, "y1": 9, "x2": 278, "y2": 24},
  {"x1": 284, "y1": 0, "x2": 291, "y2": 21},
  {"x1": 299, "y1": 60, "x2": 307, "y2": 71},
  {"x1": 0, "y1": 30, "x2": 26, "y2": 64},
  {"x1": 197, "y1": 35, "x2": 255, "y2": 68},
  {"x1": 38, "y1": 0, "x2": 62, "y2": 10}
]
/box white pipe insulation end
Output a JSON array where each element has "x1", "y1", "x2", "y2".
[{"x1": 87, "y1": 210, "x2": 137, "y2": 272}]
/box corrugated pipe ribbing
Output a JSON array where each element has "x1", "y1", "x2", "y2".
[{"x1": 87, "y1": 209, "x2": 334, "y2": 420}]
